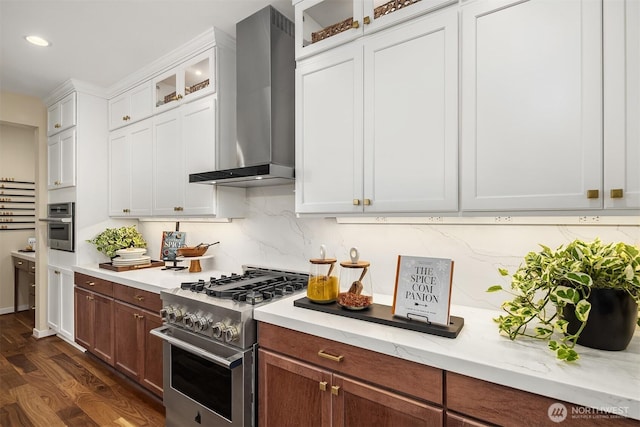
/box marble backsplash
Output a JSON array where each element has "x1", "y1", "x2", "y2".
[{"x1": 138, "y1": 185, "x2": 639, "y2": 310}]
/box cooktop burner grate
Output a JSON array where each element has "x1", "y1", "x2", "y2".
[{"x1": 178, "y1": 267, "x2": 308, "y2": 305}]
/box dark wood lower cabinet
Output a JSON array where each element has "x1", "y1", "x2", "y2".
[
  {"x1": 446, "y1": 372, "x2": 639, "y2": 427},
  {"x1": 114, "y1": 300, "x2": 163, "y2": 396},
  {"x1": 74, "y1": 286, "x2": 114, "y2": 366},
  {"x1": 259, "y1": 349, "x2": 442, "y2": 427},
  {"x1": 258, "y1": 322, "x2": 444, "y2": 427},
  {"x1": 74, "y1": 273, "x2": 162, "y2": 398}
]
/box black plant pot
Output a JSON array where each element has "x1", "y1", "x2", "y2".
[{"x1": 563, "y1": 288, "x2": 638, "y2": 351}]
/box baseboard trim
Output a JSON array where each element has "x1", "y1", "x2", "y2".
[
  {"x1": 32, "y1": 327, "x2": 57, "y2": 339},
  {"x1": 0, "y1": 304, "x2": 30, "y2": 315}
]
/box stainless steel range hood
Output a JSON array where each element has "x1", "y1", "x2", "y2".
[{"x1": 190, "y1": 6, "x2": 295, "y2": 187}]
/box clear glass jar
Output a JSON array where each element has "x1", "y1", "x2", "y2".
[
  {"x1": 338, "y1": 248, "x2": 373, "y2": 310},
  {"x1": 307, "y1": 258, "x2": 339, "y2": 303}
]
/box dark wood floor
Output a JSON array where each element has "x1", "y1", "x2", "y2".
[{"x1": 0, "y1": 311, "x2": 165, "y2": 426}]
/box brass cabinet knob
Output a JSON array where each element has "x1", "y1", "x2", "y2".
[
  {"x1": 353, "y1": 199, "x2": 361, "y2": 206},
  {"x1": 331, "y1": 385, "x2": 340, "y2": 396},
  {"x1": 135, "y1": 295, "x2": 144, "y2": 301},
  {"x1": 54, "y1": 123, "x2": 61, "y2": 128},
  {"x1": 17, "y1": 261, "x2": 23, "y2": 265},
  {"x1": 87, "y1": 281, "x2": 95, "y2": 286},
  {"x1": 363, "y1": 198, "x2": 371, "y2": 206},
  {"x1": 352, "y1": 20, "x2": 360, "y2": 29},
  {"x1": 319, "y1": 381, "x2": 327, "y2": 392},
  {"x1": 586, "y1": 189, "x2": 599, "y2": 199},
  {"x1": 610, "y1": 188, "x2": 624, "y2": 199},
  {"x1": 363, "y1": 16, "x2": 371, "y2": 25}
]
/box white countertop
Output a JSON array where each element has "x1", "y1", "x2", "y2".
[
  {"x1": 73, "y1": 263, "x2": 230, "y2": 294},
  {"x1": 11, "y1": 250, "x2": 36, "y2": 262},
  {"x1": 254, "y1": 294, "x2": 640, "y2": 420}
]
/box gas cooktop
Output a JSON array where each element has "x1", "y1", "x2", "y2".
[{"x1": 178, "y1": 267, "x2": 308, "y2": 305}]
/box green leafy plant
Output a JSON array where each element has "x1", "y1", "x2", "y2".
[
  {"x1": 487, "y1": 238, "x2": 640, "y2": 362},
  {"x1": 87, "y1": 225, "x2": 147, "y2": 259}
]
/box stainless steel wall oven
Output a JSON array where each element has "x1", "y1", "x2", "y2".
[{"x1": 40, "y1": 202, "x2": 74, "y2": 252}]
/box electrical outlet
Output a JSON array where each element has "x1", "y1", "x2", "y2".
[
  {"x1": 578, "y1": 216, "x2": 601, "y2": 224},
  {"x1": 495, "y1": 216, "x2": 513, "y2": 223}
]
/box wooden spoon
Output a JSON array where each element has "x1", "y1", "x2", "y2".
[{"x1": 348, "y1": 266, "x2": 368, "y2": 295}]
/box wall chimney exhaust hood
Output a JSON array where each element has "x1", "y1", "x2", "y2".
[{"x1": 190, "y1": 6, "x2": 295, "y2": 187}]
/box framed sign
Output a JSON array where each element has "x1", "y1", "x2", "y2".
[{"x1": 392, "y1": 255, "x2": 454, "y2": 326}]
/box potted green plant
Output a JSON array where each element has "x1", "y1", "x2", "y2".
[
  {"x1": 487, "y1": 238, "x2": 640, "y2": 362},
  {"x1": 87, "y1": 225, "x2": 147, "y2": 259}
]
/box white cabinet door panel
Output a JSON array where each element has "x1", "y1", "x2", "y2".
[
  {"x1": 364, "y1": 9, "x2": 458, "y2": 212},
  {"x1": 108, "y1": 129, "x2": 131, "y2": 215},
  {"x1": 296, "y1": 45, "x2": 364, "y2": 214},
  {"x1": 604, "y1": 0, "x2": 640, "y2": 209},
  {"x1": 461, "y1": 0, "x2": 602, "y2": 211},
  {"x1": 129, "y1": 122, "x2": 153, "y2": 216},
  {"x1": 153, "y1": 109, "x2": 183, "y2": 216},
  {"x1": 181, "y1": 96, "x2": 216, "y2": 215},
  {"x1": 47, "y1": 266, "x2": 60, "y2": 331}
]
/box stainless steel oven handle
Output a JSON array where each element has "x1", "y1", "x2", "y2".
[
  {"x1": 39, "y1": 218, "x2": 72, "y2": 223},
  {"x1": 151, "y1": 326, "x2": 243, "y2": 369}
]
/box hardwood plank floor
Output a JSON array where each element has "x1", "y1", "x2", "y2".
[{"x1": 0, "y1": 312, "x2": 165, "y2": 426}]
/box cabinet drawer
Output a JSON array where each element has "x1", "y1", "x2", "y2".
[
  {"x1": 74, "y1": 272, "x2": 114, "y2": 296},
  {"x1": 114, "y1": 283, "x2": 161, "y2": 312},
  {"x1": 258, "y1": 323, "x2": 443, "y2": 405},
  {"x1": 13, "y1": 257, "x2": 30, "y2": 272},
  {"x1": 446, "y1": 372, "x2": 638, "y2": 426}
]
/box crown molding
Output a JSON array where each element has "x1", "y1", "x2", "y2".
[{"x1": 44, "y1": 79, "x2": 108, "y2": 106}]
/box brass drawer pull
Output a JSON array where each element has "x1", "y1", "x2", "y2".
[
  {"x1": 134, "y1": 313, "x2": 145, "y2": 320},
  {"x1": 319, "y1": 381, "x2": 327, "y2": 391},
  {"x1": 86, "y1": 281, "x2": 95, "y2": 286},
  {"x1": 318, "y1": 350, "x2": 344, "y2": 363},
  {"x1": 586, "y1": 189, "x2": 599, "y2": 199},
  {"x1": 610, "y1": 188, "x2": 624, "y2": 199},
  {"x1": 331, "y1": 385, "x2": 340, "y2": 396},
  {"x1": 135, "y1": 295, "x2": 145, "y2": 301}
]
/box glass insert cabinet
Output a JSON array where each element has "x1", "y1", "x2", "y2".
[
  {"x1": 295, "y1": 0, "x2": 455, "y2": 58},
  {"x1": 153, "y1": 49, "x2": 216, "y2": 112}
]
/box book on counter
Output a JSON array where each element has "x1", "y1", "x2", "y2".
[
  {"x1": 160, "y1": 231, "x2": 186, "y2": 261},
  {"x1": 392, "y1": 255, "x2": 454, "y2": 326}
]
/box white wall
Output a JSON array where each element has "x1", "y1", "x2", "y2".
[
  {"x1": 0, "y1": 123, "x2": 36, "y2": 313},
  {"x1": 0, "y1": 92, "x2": 47, "y2": 332},
  {"x1": 139, "y1": 185, "x2": 640, "y2": 310}
]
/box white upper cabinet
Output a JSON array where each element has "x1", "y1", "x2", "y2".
[
  {"x1": 295, "y1": 0, "x2": 454, "y2": 59},
  {"x1": 152, "y1": 95, "x2": 244, "y2": 218},
  {"x1": 460, "y1": 0, "x2": 603, "y2": 211},
  {"x1": 109, "y1": 118, "x2": 153, "y2": 217},
  {"x1": 153, "y1": 49, "x2": 216, "y2": 113},
  {"x1": 108, "y1": 81, "x2": 153, "y2": 130},
  {"x1": 603, "y1": 0, "x2": 640, "y2": 210},
  {"x1": 47, "y1": 92, "x2": 76, "y2": 136},
  {"x1": 296, "y1": 8, "x2": 458, "y2": 214},
  {"x1": 47, "y1": 127, "x2": 76, "y2": 190}
]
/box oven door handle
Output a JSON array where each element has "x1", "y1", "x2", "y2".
[
  {"x1": 151, "y1": 326, "x2": 243, "y2": 369},
  {"x1": 39, "y1": 218, "x2": 72, "y2": 223}
]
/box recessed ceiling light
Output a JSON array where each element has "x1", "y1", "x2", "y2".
[{"x1": 25, "y1": 35, "x2": 50, "y2": 47}]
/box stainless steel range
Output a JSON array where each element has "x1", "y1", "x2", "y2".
[{"x1": 151, "y1": 266, "x2": 308, "y2": 427}]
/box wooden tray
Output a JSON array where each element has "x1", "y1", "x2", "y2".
[
  {"x1": 294, "y1": 297, "x2": 464, "y2": 338},
  {"x1": 99, "y1": 260, "x2": 164, "y2": 272}
]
